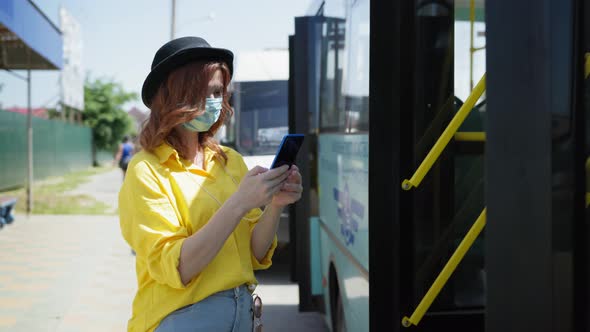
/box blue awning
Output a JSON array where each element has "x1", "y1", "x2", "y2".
[{"x1": 0, "y1": 0, "x2": 62, "y2": 69}]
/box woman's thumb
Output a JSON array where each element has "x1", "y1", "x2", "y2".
[{"x1": 248, "y1": 166, "x2": 268, "y2": 176}]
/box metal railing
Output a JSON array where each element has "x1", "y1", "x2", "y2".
[
  {"x1": 402, "y1": 73, "x2": 486, "y2": 190},
  {"x1": 400, "y1": 72, "x2": 487, "y2": 327},
  {"x1": 402, "y1": 208, "x2": 487, "y2": 327}
]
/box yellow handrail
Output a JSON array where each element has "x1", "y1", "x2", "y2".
[
  {"x1": 454, "y1": 131, "x2": 486, "y2": 142},
  {"x1": 402, "y1": 208, "x2": 487, "y2": 328},
  {"x1": 402, "y1": 74, "x2": 486, "y2": 190}
]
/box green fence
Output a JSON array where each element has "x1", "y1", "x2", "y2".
[{"x1": 0, "y1": 110, "x2": 93, "y2": 191}]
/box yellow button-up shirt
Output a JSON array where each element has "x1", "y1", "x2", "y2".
[{"x1": 118, "y1": 143, "x2": 277, "y2": 332}]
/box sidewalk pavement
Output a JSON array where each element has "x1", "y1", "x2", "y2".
[
  {"x1": 0, "y1": 166, "x2": 328, "y2": 331},
  {"x1": 0, "y1": 214, "x2": 135, "y2": 332},
  {"x1": 254, "y1": 252, "x2": 329, "y2": 332},
  {"x1": 66, "y1": 168, "x2": 123, "y2": 214}
]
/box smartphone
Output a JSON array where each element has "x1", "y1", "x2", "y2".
[{"x1": 270, "y1": 134, "x2": 305, "y2": 169}]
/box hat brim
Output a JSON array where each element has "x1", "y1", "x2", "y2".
[{"x1": 141, "y1": 46, "x2": 234, "y2": 107}]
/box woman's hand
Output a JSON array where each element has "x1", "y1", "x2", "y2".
[
  {"x1": 271, "y1": 165, "x2": 303, "y2": 208},
  {"x1": 233, "y1": 165, "x2": 290, "y2": 212}
]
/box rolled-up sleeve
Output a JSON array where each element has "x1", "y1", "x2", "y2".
[
  {"x1": 119, "y1": 161, "x2": 188, "y2": 289},
  {"x1": 232, "y1": 149, "x2": 278, "y2": 270},
  {"x1": 247, "y1": 208, "x2": 278, "y2": 270}
]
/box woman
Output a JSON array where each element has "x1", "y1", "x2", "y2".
[{"x1": 119, "y1": 37, "x2": 302, "y2": 332}]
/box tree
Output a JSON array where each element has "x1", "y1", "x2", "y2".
[{"x1": 83, "y1": 78, "x2": 137, "y2": 162}]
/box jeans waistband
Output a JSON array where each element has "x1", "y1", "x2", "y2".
[{"x1": 214, "y1": 284, "x2": 250, "y2": 298}]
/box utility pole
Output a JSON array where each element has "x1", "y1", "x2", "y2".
[
  {"x1": 26, "y1": 49, "x2": 33, "y2": 214},
  {"x1": 170, "y1": 0, "x2": 176, "y2": 40}
]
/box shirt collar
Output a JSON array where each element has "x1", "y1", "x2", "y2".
[
  {"x1": 153, "y1": 142, "x2": 217, "y2": 171},
  {"x1": 154, "y1": 143, "x2": 180, "y2": 165}
]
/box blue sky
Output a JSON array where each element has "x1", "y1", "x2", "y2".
[{"x1": 1, "y1": 0, "x2": 315, "y2": 111}]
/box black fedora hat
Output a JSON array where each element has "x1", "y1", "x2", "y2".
[{"x1": 141, "y1": 36, "x2": 234, "y2": 107}]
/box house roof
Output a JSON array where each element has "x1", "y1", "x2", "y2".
[{"x1": 4, "y1": 107, "x2": 48, "y2": 118}]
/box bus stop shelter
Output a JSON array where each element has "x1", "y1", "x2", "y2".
[{"x1": 0, "y1": 0, "x2": 62, "y2": 212}]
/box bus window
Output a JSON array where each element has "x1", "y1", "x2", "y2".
[
  {"x1": 342, "y1": 1, "x2": 370, "y2": 133},
  {"x1": 318, "y1": 2, "x2": 369, "y2": 134},
  {"x1": 319, "y1": 19, "x2": 346, "y2": 132}
]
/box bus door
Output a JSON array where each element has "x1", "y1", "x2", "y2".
[
  {"x1": 486, "y1": 0, "x2": 589, "y2": 331},
  {"x1": 394, "y1": 1, "x2": 486, "y2": 330},
  {"x1": 289, "y1": 14, "x2": 345, "y2": 312}
]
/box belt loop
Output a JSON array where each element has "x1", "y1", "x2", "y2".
[{"x1": 247, "y1": 283, "x2": 257, "y2": 293}]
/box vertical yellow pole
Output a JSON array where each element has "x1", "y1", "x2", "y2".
[{"x1": 469, "y1": 0, "x2": 475, "y2": 91}]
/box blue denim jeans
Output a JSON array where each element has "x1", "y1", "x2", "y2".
[{"x1": 155, "y1": 285, "x2": 253, "y2": 332}]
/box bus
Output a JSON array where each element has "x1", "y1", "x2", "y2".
[
  {"x1": 220, "y1": 49, "x2": 290, "y2": 157},
  {"x1": 289, "y1": 0, "x2": 589, "y2": 331}
]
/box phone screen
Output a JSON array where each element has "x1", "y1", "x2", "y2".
[{"x1": 270, "y1": 134, "x2": 304, "y2": 169}]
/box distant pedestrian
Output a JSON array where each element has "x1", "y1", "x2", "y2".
[
  {"x1": 118, "y1": 36, "x2": 302, "y2": 332},
  {"x1": 114, "y1": 135, "x2": 134, "y2": 178}
]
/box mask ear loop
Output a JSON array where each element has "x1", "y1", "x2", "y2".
[{"x1": 182, "y1": 161, "x2": 266, "y2": 222}]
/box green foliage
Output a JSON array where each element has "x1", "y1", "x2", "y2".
[
  {"x1": 47, "y1": 107, "x2": 60, "y2": 119},
  {"x1": 83, "y1": 78, "x2": 137, "y2": 151},
  {"x1": 47, "y1": 106, "x2": 78, "y2": 120}
]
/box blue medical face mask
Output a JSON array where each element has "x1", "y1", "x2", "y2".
[{"x1": 183, "y1": 97, "x2": 223, "y2": 132}]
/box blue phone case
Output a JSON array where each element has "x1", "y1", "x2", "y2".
[{"x1": 270, "y1": 134, "x2": 305, "y2": 169}]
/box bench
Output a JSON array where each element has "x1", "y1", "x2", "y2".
[{"x1": 0, "y1": 197, "x2": 17, "y2": 229}]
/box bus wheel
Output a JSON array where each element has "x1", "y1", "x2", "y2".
[
  {"x1": 330, "y1": 265, "x2": 347, "y2": 332},
  {"x1": 334, "y1": 293, "x2": 347, "y2": 332}
]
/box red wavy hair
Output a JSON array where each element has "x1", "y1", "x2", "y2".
[{"x1": 139, "y1": 61, "x2": 233, "y2": 163}]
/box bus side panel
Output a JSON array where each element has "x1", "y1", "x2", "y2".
[
  {"x1": 320, "y1": 227, "x2": 370, "y2": 332},
  {"x1": 318, "y1": 134, "x2": 369, "y2": 268},
  {"x1": 318, "y1": 133, "x2": 369, "y2": 331}
]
